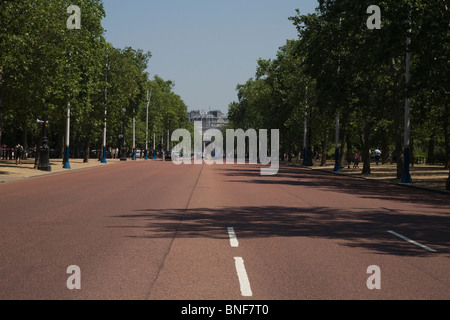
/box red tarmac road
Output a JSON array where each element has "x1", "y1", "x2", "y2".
[{"x1": 0, "y1": 160, "x2": 449, "y2": 300}]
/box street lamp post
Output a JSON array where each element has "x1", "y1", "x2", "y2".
[
  {"x1": 302, "y1": 86, "x2": 308, "y2": 167},
  {"x1": 38, "y1": 110, "x2": 51, "y2": 171},
  {"x1": 120, "y1": 108, "x2": 127, "y2": 161},
  {"x1": 63, "y1": 101, "x2": 71, "y2": 169},
  {"x1": 161, "y1": 133, "x2": 164, "y2": 161},
  {"x1": 132, "y1": 108, "x2": 136, "y2": 160},
  {"x1": 63, "y1": 10, "x2": 80, "y2": 169},
  {"x1": 334, "y1": 40, "x2": 341, "y2": 173},
  {"x1": 63, "y1": 51, "x2": 72, "y2": 170},
  {"x1": 101, "y1": 104, "x2": 107, "y2": 164},
  {"x1": 153, "y1": 132, "x2": 156, "y2": 159},
  {"x1": 145, "y1": 90, "x2": 151, "y2": 160},
  {"x1": 333, "y1": 113, "x2": 341, "y2": 172},
  {"x1": 101, "y1": 63, "x2": 109, "y2": 164},
  {"x1": 302, "y1": 112, "x2": 307, "y2": 167}
]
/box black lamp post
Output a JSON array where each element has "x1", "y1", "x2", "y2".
[
  {"x1": 120, "y1": 108, "x2": 127, "y2": 161},
  {"x1": 38, "y1": 110, "x2": 51, "y2": 171}
]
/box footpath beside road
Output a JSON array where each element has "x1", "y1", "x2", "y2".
[
  {"x1": 286, "y1": 160, "x2": 450, "y2": 194},
  {"x1": 2, "y1": 157, "x2": 449, "y2": 194},
  {"x1": 0, "y1": 158, "x2": 124, "y2": 183},
  {"x1": 0, "y1": 157, "x2": 171, "y2": 183}
]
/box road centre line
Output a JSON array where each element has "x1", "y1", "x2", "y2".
[
  {"x1": 227, "y1": 227, "x2": 239, "y2": 247},
  {"x1": 387, "y1": 230, "x2": 437, "y2": 253},
  {"x1": 234, "y1": 257, "x2": 253, "y2": 297},
  {"x1": 227, "y1": 228, "x2": 252, "y2": 297}
]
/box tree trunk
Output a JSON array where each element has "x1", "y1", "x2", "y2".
[
  {"x1": 0, "y1": 68, "x2": 3, "y2": 146},
  {"x1": 446, "y1": 109, "x2": 450, "y2": 190},
  {"x1": 427, "y1": 134, "x2": 436, "y2": 164},
  {"x1": 346, "y1": 135, "x2": 353, "y2": 169},
  {"x1": 360, "y1": 124, "x2": 371, "y2": 174},
  {"x1": 444, "y1": 112, "x2": 450, "y2": 170},
  {"x1": 394, "y1": 103, "x2": 403, "y2": 178},
  {"x1": 287, "y1": 135, "x2": 292, "y2": 162},
  {"x1": 381, "y1": 129, "x2": 389, "y2": 165},
  {"x1": 84, "y1": 137, "x2": 90, "y2": 163},
  {"x1": 306, "y1": 111, "x2": 313, "y2": 167},
  {"x1": 339, "y1": 132, "x2": 346, "y2": 168},
  {"x1": 391, "y1": 58, "x2": 403, "y2": 178},
  {"x1": 321, "y1": 129, "x2": 327, "y2": 167}
]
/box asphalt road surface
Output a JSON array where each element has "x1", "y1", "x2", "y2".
[{"x1": 0, "y1": 160, "x2": 449, "y2": 300}]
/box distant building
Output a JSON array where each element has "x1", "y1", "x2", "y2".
[{"x1": 188, "y1": 109, "x2": 229, "y2": 132}]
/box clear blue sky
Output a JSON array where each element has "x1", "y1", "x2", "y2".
[{"x1": 102, "y1": 0, "x2": 318, "y2": 114}]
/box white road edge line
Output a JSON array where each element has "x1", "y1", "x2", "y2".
[
  {"x1": 388, "y1": 230, "x2": 437, "y2": 253},
  {"x1": 227, "y1": 227, "x2": 239, "y2": 247},
  {"x1": 234, "y1": 257, "x2": 253, "y2": 297}
]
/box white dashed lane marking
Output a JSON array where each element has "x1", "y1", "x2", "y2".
[
  {"x1": 228, "y1": 227, "x2": 253, "y2": 297},
  {"x1": 234, "y1": 257, "x2": 253, "y2": 297},
  {"x1": 227, "y1": 227, "x2": 239, "y2": 247},
  {"x1": 388, "y1": 230, "x2": 437, "y2": 253}
]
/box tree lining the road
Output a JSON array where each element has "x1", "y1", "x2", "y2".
[
  {"x1": 227, "y1": 0, "x2": 449, "y2": 184},
  {"x1": 0, "y1": 0, "x2": 190, "y2": 161}
]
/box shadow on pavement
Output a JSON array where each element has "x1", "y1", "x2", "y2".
[
  {"x1": 111, "y1": 204, "x2": 450, "y2": 257},
  {"x1": 109, "y1": 164, "x2": 449, "y2": 257},
  {"x1": 218, "y1": 165, "x2": 450, "y2": 207}
]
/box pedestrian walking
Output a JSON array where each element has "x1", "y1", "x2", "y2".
[
  {"x1": 353, "y1": 151, "x2": 360, "y2": 168},
  {"x1": 346, "y1": 152, "x2": 353, "y2": 169},
  {"x1": 374, "y1": 148, "x2": 381, "y2": 166},
  {"x1": 15, "y1": 143, "x2": 24, "y2": 165}
]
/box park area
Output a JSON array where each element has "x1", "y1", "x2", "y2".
[{"x1": 288, "y1": 160, "x2": 449, "y2": 193}]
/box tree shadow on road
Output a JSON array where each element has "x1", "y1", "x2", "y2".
[
  {"x1": 110, "y1": 204, "x2": 450, "y2": 258},
  {"x1": 109, "y1": 164, "x2": 449, "y2": 257},
  {"x1": 217, "y1": 164, "x2": 450, "y2": 207}
]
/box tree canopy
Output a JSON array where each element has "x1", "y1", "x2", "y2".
[
  {"x1": 228, "y1": 0, "x2": 449, "y2": 185},
  {"x1": 0, "y1": 0, "x2": 190, "y2": 162}
]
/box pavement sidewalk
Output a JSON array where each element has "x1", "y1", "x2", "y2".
[
  {"x1": 0, "y1": 158, "x2": 125, "y2": 183},
  {"x1": 0, "y1": 156, "x2": 172, "y2": 183}
]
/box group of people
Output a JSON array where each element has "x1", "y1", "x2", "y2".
[
  {"x1": 7, "y1": 143, "x2": 385, "y2": 168},
  {"x1": 347, "y1": 148, "x2": 382, "y2": 169}
]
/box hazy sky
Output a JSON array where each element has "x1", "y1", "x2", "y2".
[{"x1": 102, "y1": 0, "x2": 318, "y2": 114}]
